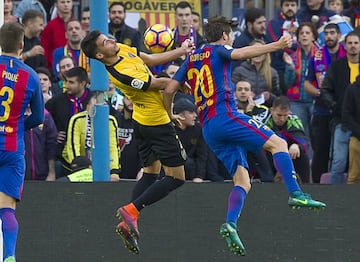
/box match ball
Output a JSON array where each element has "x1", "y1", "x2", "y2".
[{"x1": 143, "y1": 24, "x2": 174, "y2": 53}]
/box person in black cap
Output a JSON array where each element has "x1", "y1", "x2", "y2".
[
  {"x1": 173, "y1": 98, "x2": 208, "y2": 182},
  {"x1": 57, "y1": 156, "x2": 93, "y2": 182}
]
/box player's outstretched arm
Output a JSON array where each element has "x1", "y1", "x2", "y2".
[
  {"x1": 231, "y1": 34, "x2": 292, "y2": 61},
  {"x1": 140, "y1": 39, "x2": 195, "y2": 67}
]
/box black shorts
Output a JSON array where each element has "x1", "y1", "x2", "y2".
[{"x1": 133, "y1": 120, "x2": 186, "y2": 167}]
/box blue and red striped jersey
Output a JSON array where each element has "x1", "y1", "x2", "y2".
[
  {"x1": 173, "y1": 44, "x2": 237, "y2": 126},
  {"x1": 0, "y1": 55, "x2": 44, "y2": 153}
]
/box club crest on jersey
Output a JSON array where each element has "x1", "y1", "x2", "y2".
[{"x1": 131, "y1": 79, "x2": 144, "y2": 89}]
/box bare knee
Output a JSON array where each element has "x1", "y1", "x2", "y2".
[
  {"x1": 143, "y1": 160, "x2": 161, "y2": 174},
  {"x1": 163, "y1": 165, "x2": 186, "y2": 181},
  {"x1": 233, "y1": 166, "x2": 251, "y2": 193},
  {"x1": 263, "y1": 134, "x2": 288, "y2": 154}
]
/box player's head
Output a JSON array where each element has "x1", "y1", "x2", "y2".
[
  {"x1": 270, "y1": 96, "x2": 291, "y2": 126},
  {"x1": 81, "y1": 30, "x2": 119, "y2": 61},
  {"x1": 0, "y1": 22, "x2": 24, "y2": 54},
  {"x1": 204, "y1": 16, "x2": 238, "y2": 45}
]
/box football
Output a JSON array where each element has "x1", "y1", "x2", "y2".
[{"x1": 143, "y1": 24, "x2": 174, "y2": 53}]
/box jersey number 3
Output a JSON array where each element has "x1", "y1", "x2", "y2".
[{"x1": 0, "y1": 86, "x2": 14, "y2": 121}]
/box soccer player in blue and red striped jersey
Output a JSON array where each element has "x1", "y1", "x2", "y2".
[
  {"x1": 0, "y1": 22, "x2": 44, "y2": 262},
  {"x1": 164, "y1": 16, "x2": 326, "y2": 256}
]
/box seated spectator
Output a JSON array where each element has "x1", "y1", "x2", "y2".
[
  {"x1": 232, "y1": 39, "x2": 281, "y2": 108},
  {"x1": 235, "y1": 80, "x2": 274, "y2": 182},
  {"x1": 266, "y1": 96, "x2": 310, "y2": 183},
  {"x1": 173, "y1": 98, "x2": 208, "y2": 182},
  {"x1": 62, "y1": 94, "x2": 120, "y2": 181}
]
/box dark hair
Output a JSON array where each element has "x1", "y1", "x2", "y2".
[
  {"x1": 64, "y1": 67, "x2": 89, "y2": 83},
  {"x1": 82, "y1": 6, "x2": 90, "y2": 12},
  {"x1": 175, "y1": 1, "x2": 192, "y2": 11},
  {"x1": 36, "y1": 67, "x2": 52, "y2": 79},
  {"x1": 22, "y1": 9, "x2": 44, "y2": 25},
  {"x1": 296, "y1": 22, "x2": 318, "y2": 40},
  {"x1": 345, "y1": 30, "x2": 360, "y2": 43},
  {"x1": 192, "y1": 11, "x2": 200, "y2": 17},
  {"x1": 0, "y1": 22, "x2": 24, "y2": 53},
  {"x1": 81, "y1": 30, "x2": 102, "y2": 59},
  {"x1": 272, "y1": 96, "x2": 290, "y2": 110},
  {"x1": 280, "y1": 0, "x2": 298, "y2": 6},
  {"x1": 245, "y1": 8, "x2": 264, "y2": 25},
  {"x1": 204, "y1": 16, "x2": 237, "y2": 43},
  {"x1": 109, "y1": 1, "x2": 126, "y2": 12},
  {"x1": 324, "y1": 23, "x2": 340, "y2": 33}
]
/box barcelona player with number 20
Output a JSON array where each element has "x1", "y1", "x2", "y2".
[
  {"x1": 163, "y1": 16, "x2": 326, "y2": 256},
  {"x1": 0, "y1": 22, "x2": 44, "y2": 262}
]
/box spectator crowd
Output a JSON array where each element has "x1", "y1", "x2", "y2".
[{"x1": 4, "y1": 0, "x2": 360, "y2": 184}]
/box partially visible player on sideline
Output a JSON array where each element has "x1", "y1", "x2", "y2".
[
  {"x1": 163, "y1": 16, "x2": 326, "y2": 256},
  {"x1": 81, "y1": 30, "x2": 195, "y2": 254},
  {"x1": 0, "y1": 22, "x2": 44, "y2": 262}
]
